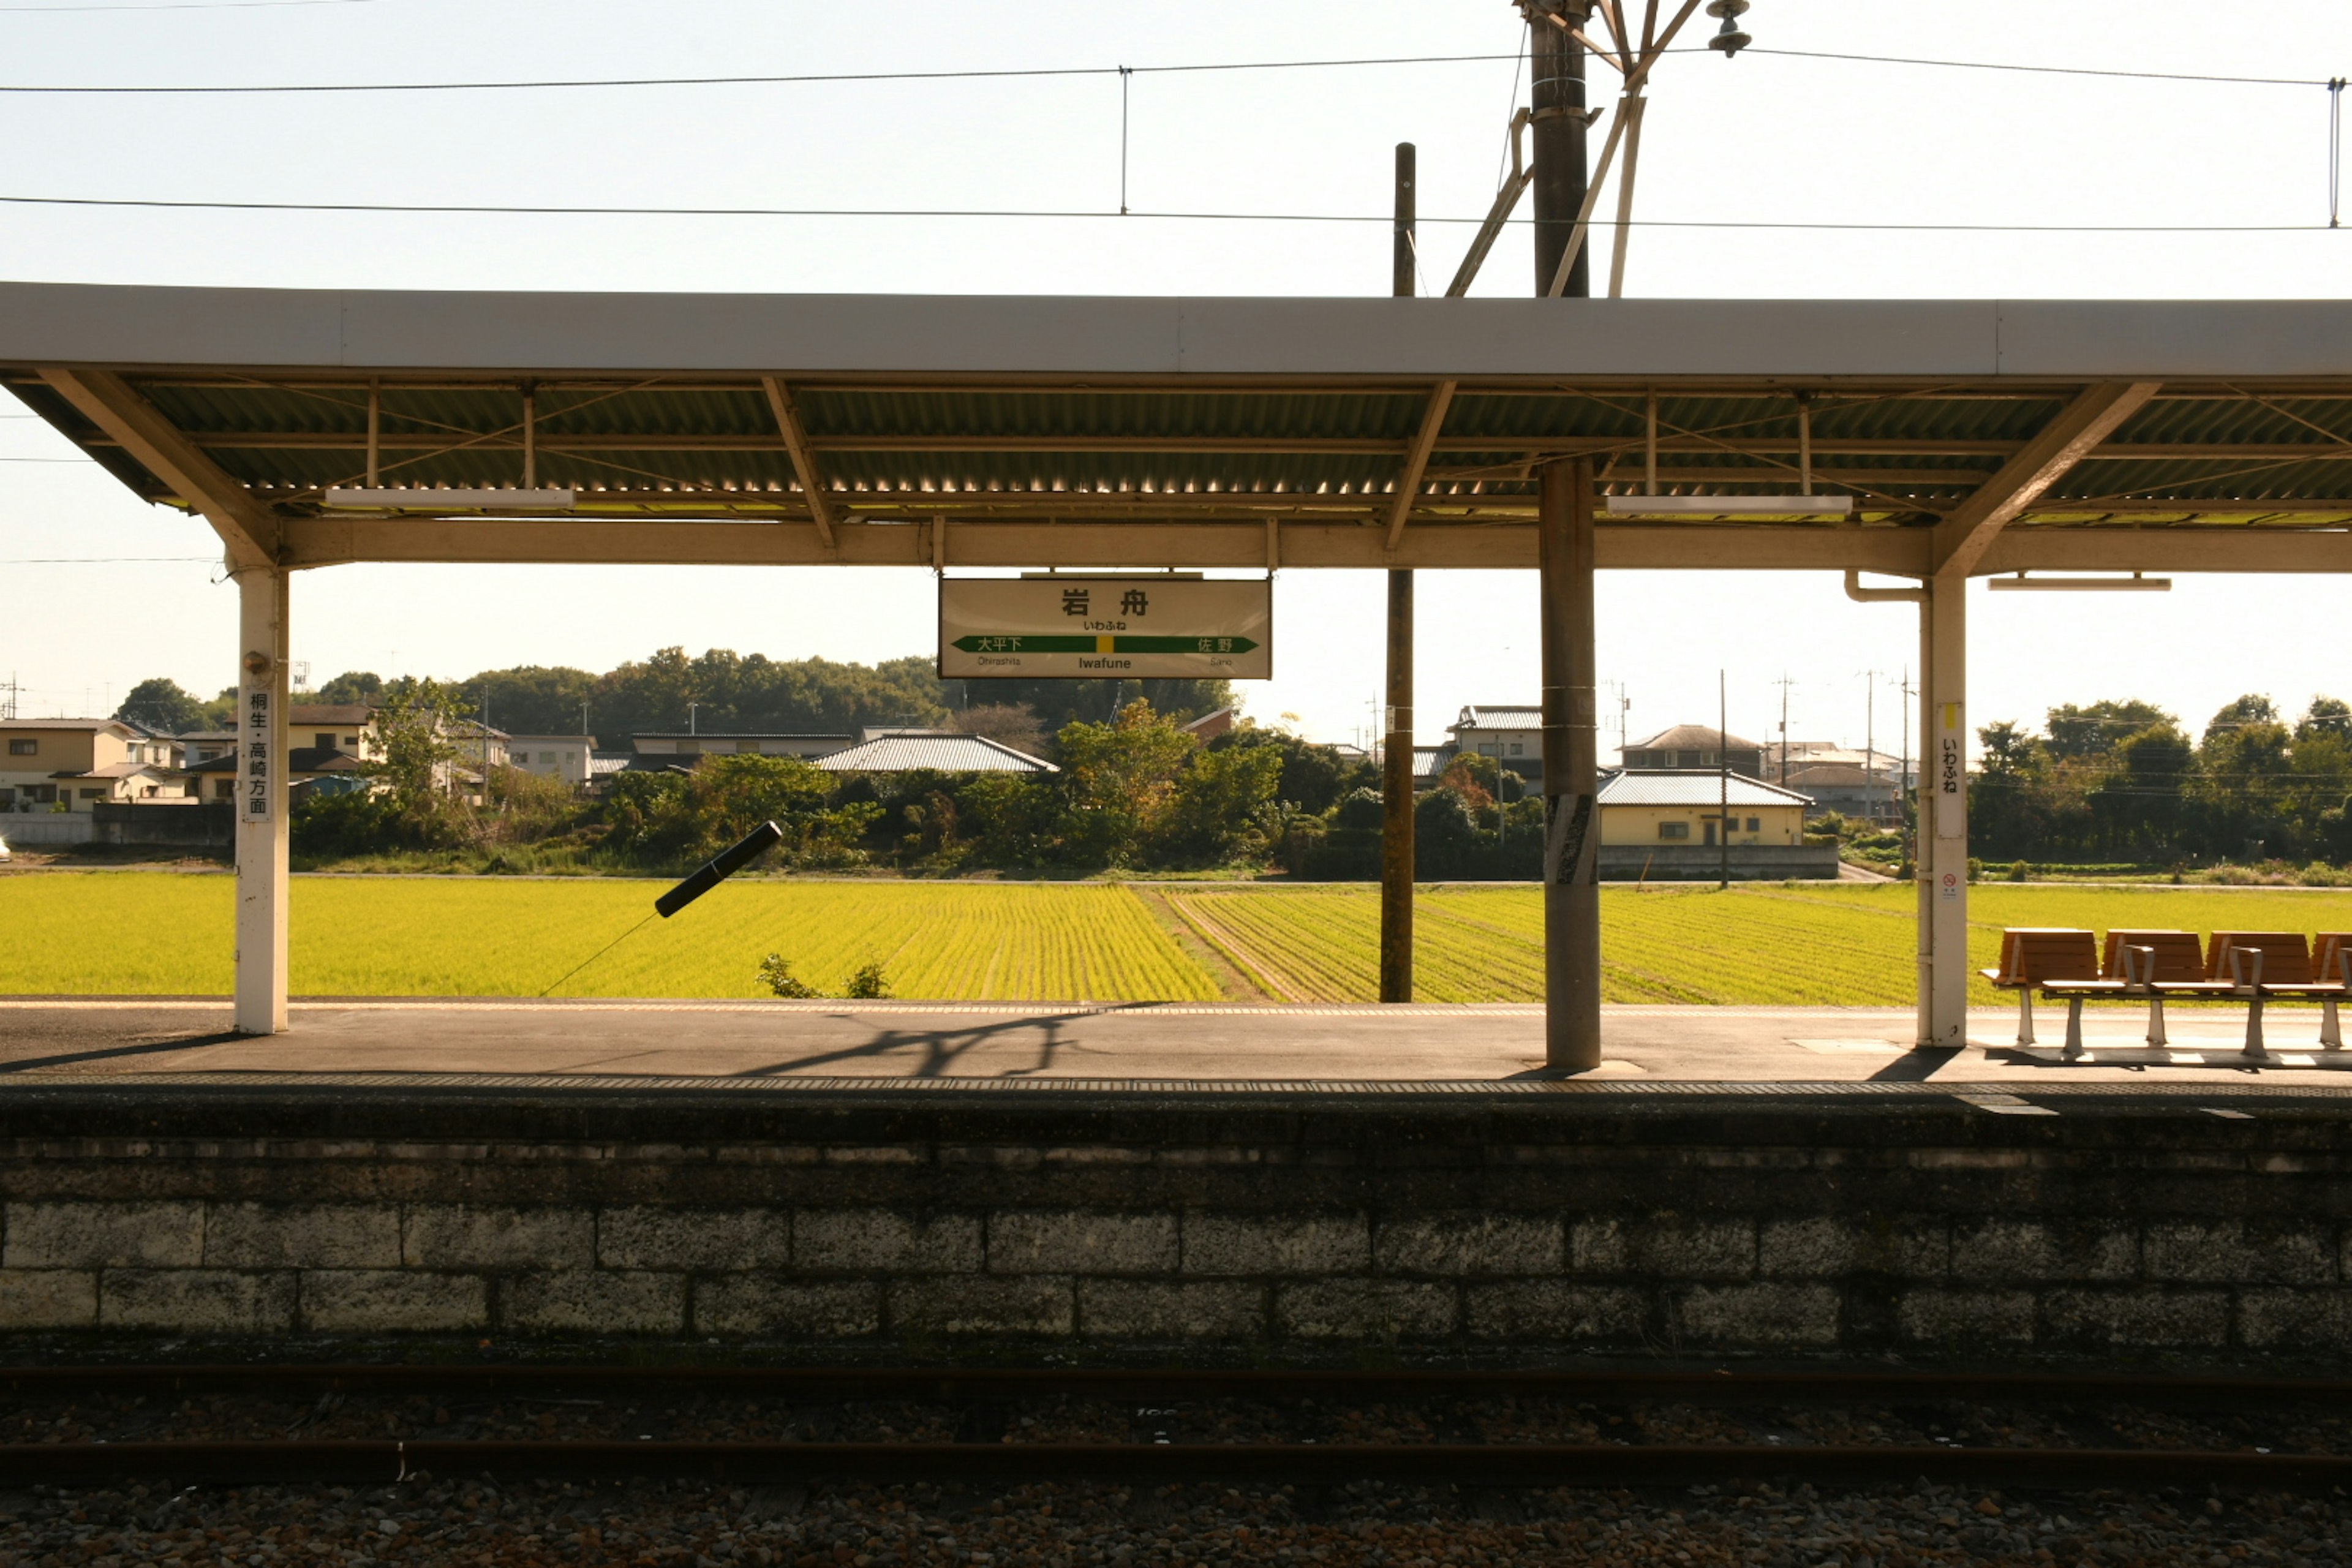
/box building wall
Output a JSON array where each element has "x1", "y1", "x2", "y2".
[
  {"x1": 506, "y1": 737, "x2": 594, "y2": 786},
  {"x1": 1600, "y1": 802, "x2": 1804, "y2": 848}
]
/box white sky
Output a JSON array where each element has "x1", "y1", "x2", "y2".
[{"x1": 2, "y1": 0, "x2": 2348, "y2": 753}]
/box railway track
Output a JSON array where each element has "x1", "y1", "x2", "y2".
[{"x1": 1, "y1": 1364, "x2": 2342, "y2": 1492}]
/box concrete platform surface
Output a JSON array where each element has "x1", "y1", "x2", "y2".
[{"x1": 3, "y1": 997, "x2": 2349, "y2": 1090}]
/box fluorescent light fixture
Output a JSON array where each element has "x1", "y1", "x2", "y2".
[
  {"x1": 1986, "y1": 572, "x2": 2172, "y2": 592},
  {"x1": 1604, "y1": 494, "x2": 1854, "y2": 516},
  {"x1": 323, "y1": 487, "x2": 578, "y2": 510}
]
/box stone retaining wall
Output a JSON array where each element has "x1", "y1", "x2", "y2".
[{"x1": 0, "y1": 1086, "x2": 2345, "y2": 1358}]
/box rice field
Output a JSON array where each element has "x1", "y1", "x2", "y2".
[
  {"x1": 6, "y1": 871, "x2": 2351, "y2": 1005},
  {"x1": 0, "y1": 873, "x2": 1218, "y2": 1001}
]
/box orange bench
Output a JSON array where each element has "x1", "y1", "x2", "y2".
[
  {"x1": 1980, "y1": 928, "x2": 2125, "y2": 1056},
  {"x1": 2210, "y1": 932, "x2": 2352, "y2": 1054},
  {"x1": 2320, "y1": 933, "x2": 2352, "y2": 1050},
  {"x1": 2100, "y1": 929, "x2": 2232, "y2": 1049}
]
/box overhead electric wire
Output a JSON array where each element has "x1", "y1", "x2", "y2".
[
  {"x1": 1, "y1": 0, "x2": 374, "y2": 10},
  {"x1": 0, "y1": 193, "x2": 2337, "y2": 235},
  {"x1": 0, "y1": 48, "x2": 2334, "y2": 96}
]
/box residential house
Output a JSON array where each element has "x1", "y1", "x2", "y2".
[
  {"x1": 813, "y1": 734, "x2": 1057, "y2": 775},
  {"x1": 1, "y1": 718, "x2": 187, "y2": 812},
  {"x1": 1411, "y1": 745, "x2": 1452, "y2": 787},
  {"x1": 1447, "y1": 706, "x2": 1543, "y2": 782},
  {"x1": 1619, "y1": 725, "x2": 1766, "y2": 777},
  {"x1": 630, "y1": 733, "x2": 853, "y2": 769},
  {"x1": 1182, "y1": 707, "x2": 1238, "y2": 742},
  {"x1": 1594, "y1": 769, "x2": 1834, "y2": 881},
  {"x1": 505, "y1": 734, "x2": 598, "y2": 788}
]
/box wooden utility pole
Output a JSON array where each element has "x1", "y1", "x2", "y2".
[{"x1": 1379, "y1": 141, "x2": 1417, "y2": 1005}]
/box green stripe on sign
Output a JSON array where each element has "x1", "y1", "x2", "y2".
[{"x1": 951, "y1": 635, "x2": 1259, "y2": 654}]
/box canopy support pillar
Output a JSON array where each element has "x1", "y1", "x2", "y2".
[
  {"x1": 1379, "y1": 569, "x2": 1414, "y2": 1003},
  {"x1": 1917, "y1": 572, "x2": 1970, "y2": 1047},
  {"x1": 1540, "y1": 458, "x2": 1601, "y2": 1070},
  {"x1": 233, "y1": 566, "x2": 290, "y2": 1037}
]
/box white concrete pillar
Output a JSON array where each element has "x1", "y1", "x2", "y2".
[
  {"x1": 233, "y1": 567, "x2": 289, "y2": 1036},
  {"x1": 1916, "y1": 573, "x2": 1969, "y2": 1046}
]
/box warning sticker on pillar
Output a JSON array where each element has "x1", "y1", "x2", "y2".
[
  {"x1": 1936, "y1": 701, "x2": 1964, "y2": 840},
  {"x1": 241, "y1": 653, "x2": 273, "y2": 823}
]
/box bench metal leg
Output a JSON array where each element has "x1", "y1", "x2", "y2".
[
  {"x1": 2062, "y1": 995, "x2": 2085, "y2": 1061},
  {"x1": 2144, "y1": 995, "x2": 2168, "y2": 1047},
  {"x1": 2243, "y1": 993, "x2": 2267, "y2": 1058},
  {"x1": 2323, "y1": 998, "x2": 2342, "y2": 1051},
  {"x1": 2015, "y1": 989, "x2": 2036, "y2": 1047}
]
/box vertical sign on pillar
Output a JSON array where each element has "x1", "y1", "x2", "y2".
[
  {"x1": 1936, "y1": 700, "x2": 1962, "y2": 905},
  {"x1": 242, "y1": 652, "x2": 274, "y2": 822}
]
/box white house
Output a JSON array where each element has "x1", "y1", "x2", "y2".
[{"x1": 505, "y1": 734, "x2": 597, "y2": 787}]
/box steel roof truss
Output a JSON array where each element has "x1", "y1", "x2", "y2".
[
  {"x1": 762, "y1": 377, "x2": 837, "y2": 550},
  {"x1": 1931, "y1": 381, "x2": 2163, "y2": 578},
  {"x1": 39, "y1": 368, "x2": 278, "y2": 569}
]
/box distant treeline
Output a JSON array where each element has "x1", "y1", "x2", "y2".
[
  {"x1": 1971, "y1": 694, "x2": 2352, "y2": 867},
  {"x1": 115, "y1": 646, "x2": 1236, "y2": 747}
]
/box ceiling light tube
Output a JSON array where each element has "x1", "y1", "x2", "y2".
[
  {"x1": 1986, "y1": 571, "x2": 2172, "y2": 592},
  {"x1": 1605, "y1": 494, "x2": 1854, "y2": 516},
  {"x1": 323, "y1": 487, "x2": 578, "y2": 510}
]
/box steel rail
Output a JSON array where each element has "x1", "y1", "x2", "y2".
[
  {"x1": 4, "y1": 1364, "x2": 2350, "y2": 1406},
  {"x1": 0, "y1": 1440, "x2": 2345, "y2": 1491}
]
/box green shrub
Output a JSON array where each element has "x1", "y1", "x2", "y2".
[
  {"x1": 2007, "y1": 860, "x2": 2030, "y2": 882},
  {"x1": 757, "y1": 953, "x2": 822, "y2": 998},
  {"x1": 842, "y1": 959, "x2": 892, "y2": 1000}
]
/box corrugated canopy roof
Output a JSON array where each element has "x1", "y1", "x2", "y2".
[{"x1": 7, "y1": 288, "x2": 2352, "y2": 577}]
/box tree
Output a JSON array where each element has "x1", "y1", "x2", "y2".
[
  {"x1": 2299, "y1": 696, "x2": 2351, "y2": 739},
  {"x1": 317, "y1": 670, "x2": 385, "y2": 706},
  {"x1": 2044, "y1": 699, "x2": 2171, "y2": 761},
  {"x1": 113, "y1": 677, "x2": 208, "y2": 736},
  {"x1": 457, "y1": 665, "x2": 598, "y2": 737},
  {"x1": 949, "y1": 703, "x2": 1049, "y2": 760},
  {"x1": 1054, "y1": 699, "x2": 1196, "y2": 865},
  {"x1": 2203, "y1": 693, "x2": 2279, "y2": 747},
  {"x1": 1203, "y1": 726, "x2": 1375, "y2": 815},
  {"x1": 1156, "y1": 739, "x2": 1283, "y2": 865},
  {"x1": 363, "y1": 678, "x2": 473, "y2": 820}
]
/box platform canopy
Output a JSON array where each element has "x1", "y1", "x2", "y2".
[{"x1": 5, "y1": 282, "x2": 2352, "y2": 577}]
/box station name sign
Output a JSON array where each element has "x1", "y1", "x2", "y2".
[{"x1": 939, "y1": 577, "x2": 1272, "y2": 680}]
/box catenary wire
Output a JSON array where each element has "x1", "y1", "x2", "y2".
[
  {"x1": 0, "y1": 48, "x2": 2333, "y2": 96},
  {"x1": 0, "y1": 194, "x2": 2337, "y2": 233},
  {"x1": 0, "y1": 0, "x2": 374, "y2": 10}
]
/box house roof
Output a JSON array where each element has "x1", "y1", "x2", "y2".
[
  {"x1": 1628, "y1": 725, "x2": 1763, "y2": 753},
  {"x1": 50, "y1": 761, "x2": 173, "y2": 781},
  {"x1": 1453, "y1": 706, "x2": 1542, "y2": 731},
  {"x1": 507, "y1": 734, "x2": 598, "y2": 746},
  {"x1": 176, "y1": 729, "x2": 239, "y2": 744},
  {"x1": 0, "y1": 717, "x2": 136, "y2": 736},
  {"x1": 633, "y1": 733, "x2": 853, "y2": 743},
  {"x1": 1783, "y1": 762, "x2": 1900, "y2": 789},
  {"x1": 1411, "y1": 745, "x2": 1452, "y2": 775},
  {"x1": 813, "y1": 734, "x2": 1057, "y2": 774},
  {"x1": 186, "y1": 747, "x2": 364, "y2": 775},
  {"x1": 1599, "y1": 769, "x2": 1814, "y2": 808},
  {"x1": 289, "y1": 704, "x2": 375, "y2": 726}
]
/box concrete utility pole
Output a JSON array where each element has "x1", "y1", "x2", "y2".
[
  {"x1": 1529, "y1": 2, "x2": 1600, "y2": 1070},
  {"x1": 1380, "y1": 141, "x2": 1417, "y2": 1005},
  {"x1": 1528, "y1": 4, "x2": 1591, "y2": 300}
]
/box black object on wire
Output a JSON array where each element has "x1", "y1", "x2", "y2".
[
  {"x1": 535, "y1": 820, "x2": 783, "y2": 995},
  {"x1": 654, "y1": 820, "x2": 783, "y2": 918}
]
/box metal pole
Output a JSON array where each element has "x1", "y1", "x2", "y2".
[
  {"x1": 1529, "y1": 4, "x2": 1591, "y2": 300},
  {"x1": 1540, "y1": 458, "x2": 1600, "y2": 1069},
  {"x1": 1718, "y1": 671, "x2": 1729, "y2": 891},
  {"x1": 1380, "y1": 141, "x2": 1417, "y2": 1006}
]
